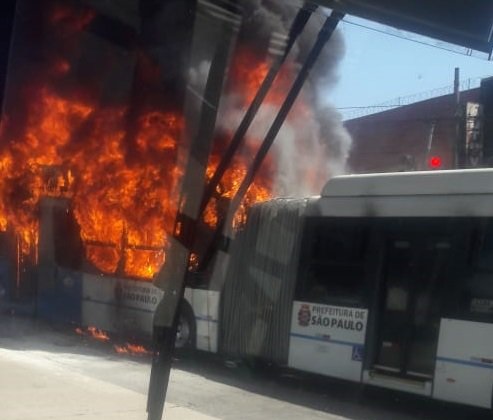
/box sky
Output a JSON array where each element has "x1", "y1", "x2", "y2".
[{"x1": 326, "y1": 17, "x2": 493, "y2": 118}]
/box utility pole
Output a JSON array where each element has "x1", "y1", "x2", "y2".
[{"x1": 454, "y1": 67, "x2": 461, "y2": 168}]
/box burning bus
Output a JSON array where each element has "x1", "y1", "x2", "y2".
[
  {"x1": 0, "y1": 1, "x2": 348, "y2": 339},
  {"x1": 37, "y1": 167, "x2": 493, "y2": 412},
  {"x1": 1, "y1": 0, "x2": 493, "y2": 416}
]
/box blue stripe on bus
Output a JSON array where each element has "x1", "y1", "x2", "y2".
[
  {"x1": 289, "y1": 332, "x2": 361, "y2": 348},
  {"x1": 82, "y1": 300, "x2": 219, "y2": 323},
  {"x1": 436, "y1": 356, "x2": 493, "y2": 370}
]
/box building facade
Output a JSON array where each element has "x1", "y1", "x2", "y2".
[{"x1": 345, "y1": 88, "x2": 481, "y2": 173}]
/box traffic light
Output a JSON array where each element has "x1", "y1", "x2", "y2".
[{"x1": 428, "y1": 155, "x2": 442, "y2": 169}]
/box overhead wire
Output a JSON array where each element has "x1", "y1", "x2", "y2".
[
  {"x1": 307, "y1": 4, "x2": 490, "y2": 60},
  {"x1": 304, "y1": 5, "x2": 491, "y2": 122},
  {"x1": 341, "y1": 19, "x2": 482, "y2": 59}
]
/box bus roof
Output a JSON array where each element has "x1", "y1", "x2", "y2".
[{"x1": 322, "y1": 169, "x2": 493, "y2": 198}]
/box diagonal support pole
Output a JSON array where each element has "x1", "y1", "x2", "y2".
[
  {"x1": 201, "y1": 11, "x2": 344, "y2": 270},
  {"x1": 225, "y1": 11, "x2": 344, "y2": 231}
]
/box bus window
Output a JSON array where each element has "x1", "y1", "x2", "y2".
[
  {"x1": 297, "y1": 219, "x2": 368, "y2": 307},
  {"x1": 465, "y1": 220, "x2": 493, "y2": 319}
]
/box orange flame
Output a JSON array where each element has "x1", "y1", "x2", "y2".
[
  {"x1": 75, "y1": 326, "x2": 110, "y2": 342},
  {"x1": 200, "y1": 48, "x2": 293, "y2": 229},
  {"x1": 76, "y1": 326, "x2": 151, "y2": 355},
  {"x1": 0, "y1": 4, "x2": 294, "y2": 281},
  {"x1": 87, "y1": 326, "x2": 110, "y2": 342},
  {"x1": 114, "y1": 343, "x2": 152, "y2": 356},
  {"x1": 203, "y1": 152, "x2": 273, "y2": 229}
]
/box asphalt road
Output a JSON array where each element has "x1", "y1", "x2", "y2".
[{"x1": 0, "y1": 314, "x2": 490, "y2": 420}]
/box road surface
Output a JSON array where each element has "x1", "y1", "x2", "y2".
[{"x1": 0, "y1": 314, "x2": 489, "y2": 420}]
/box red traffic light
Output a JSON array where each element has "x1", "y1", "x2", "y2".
[{"x1": 428, "y1": 156, "x2": 442, "y2": 169}]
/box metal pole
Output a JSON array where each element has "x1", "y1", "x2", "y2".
[
  {"x1": 425, "y1": 120, "x2": 436, "y2": 164},
  {"x1": 454, "y1": 67, "x2": 460, "y2": 105},
  {"x1": 147, "y1": 48, "x2": 231, "y2": 418},
  {"x1": 147, "y1": 48, "x2": 230, "y2": 419},
  {"x1": 147, "y1": 4, "x2": 240, "y2": 418},
  {"x1": 198, "y1": 3, "x2": 317, "y2": 216},
  {"x1": 454, "y1": 67, "x2": 461, "y2": 167}
]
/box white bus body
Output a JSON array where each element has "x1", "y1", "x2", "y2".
[
  {"x1": 220, "y1": 169, "x2": 493, "y2": 409},
  {"x1": 38, "y1": 168, "x2": 493, "y2": 410}
]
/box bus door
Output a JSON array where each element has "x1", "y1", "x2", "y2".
[{"x1": 372, "y1": 229, "x2": 456, "y2": 383}]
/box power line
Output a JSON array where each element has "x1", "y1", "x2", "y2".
[
  {"x1": 341, "y1": 19, "x2": 479, "y2": 58},
  {"x1": 309, "y1": 5, "x2": 491, "y2": 61}
]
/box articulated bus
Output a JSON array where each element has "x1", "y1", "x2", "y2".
[{"x1": 36, "y1": 168, "x2": 493, "y2": 410}]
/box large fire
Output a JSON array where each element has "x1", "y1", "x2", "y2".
[{"x1": 0, "y1": 2, "x2": 303, "y2": 281}]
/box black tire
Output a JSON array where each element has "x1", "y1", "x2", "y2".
[{"x1": 175, "y1": 300, "x2": 196, "y2": 350}]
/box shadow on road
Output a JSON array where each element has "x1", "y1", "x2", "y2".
[
  {"x1": 0, "y1": 313, "x2": 490, "y2": 420},
  {"x1": 173, "y1": 351, "x2": 491, "y2": 420}
]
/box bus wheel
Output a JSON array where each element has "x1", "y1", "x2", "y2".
[{"x1": 175, "y1": 301, "x2": 195, "y2": 350}]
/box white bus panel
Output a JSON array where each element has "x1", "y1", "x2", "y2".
[
  {"x1": 82, "y1": 273, "x2": 162, "y2": 336},
  {"x1": 187, "y1": 289, "x2": 220, "y2": 353},
  {"x1": 433, "y1": 318, "x2": 493, "y2": 408},
  {"x1": 80, "y1": 274, "x2": 219, "y2": 351},
  {"x1": 288, "y1": 301, "x2": 368, "y2": 381}
]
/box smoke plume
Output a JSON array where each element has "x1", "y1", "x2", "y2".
[{"x1": 213, "y1": 0, "x2": 352, "y2": 196}]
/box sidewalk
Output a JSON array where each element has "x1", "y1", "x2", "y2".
[
  {"x1": 0, "y1": 347, "x2": 216, "y2": 420},
  {"x1": 0, "y1": 315, "x2": 384, "y2": 420}
]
